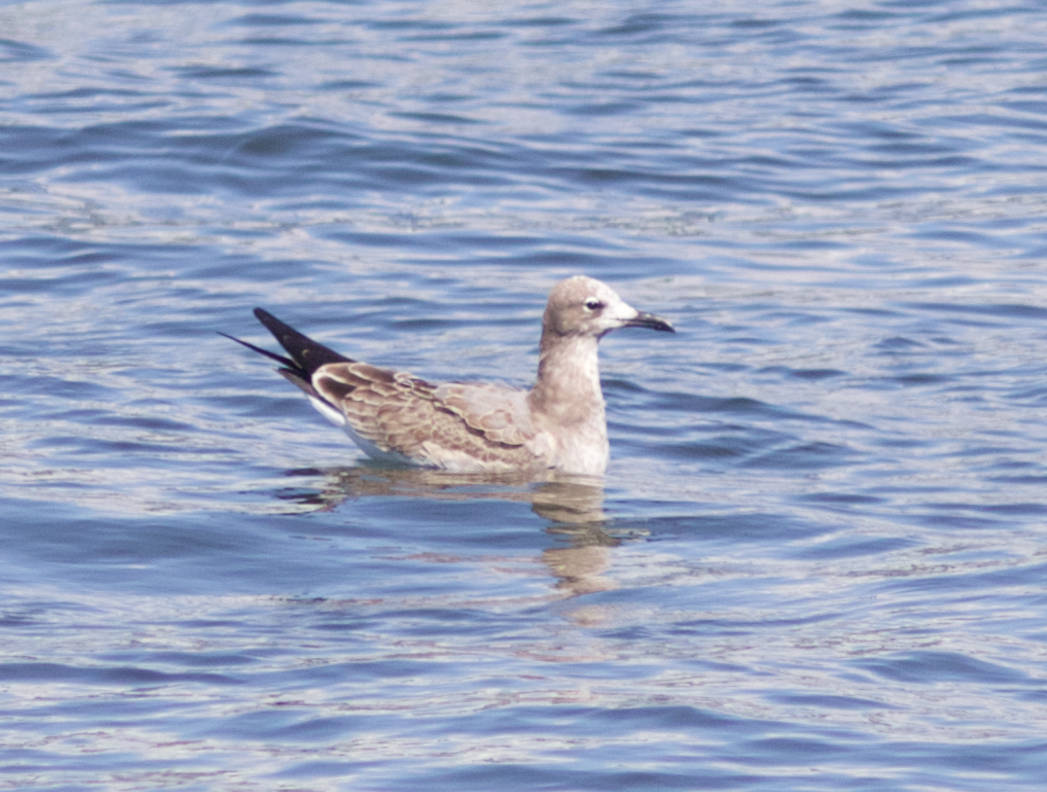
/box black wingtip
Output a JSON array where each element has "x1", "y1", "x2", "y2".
[
  {"x1": 251, "y1": 308, "x2": 352, "y2": 377},
  {"x1": 218, "y1": 331, "x2": 297, "y2": 368}
]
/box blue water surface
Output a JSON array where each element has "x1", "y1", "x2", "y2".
[{"x1": 4, "y1": 0, "x2": 1047, "y2": 790}]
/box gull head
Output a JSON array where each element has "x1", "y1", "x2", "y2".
[{"x1": 543, "y1": 275, "x2": 675, "y2": 340}]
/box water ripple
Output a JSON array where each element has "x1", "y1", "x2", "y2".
[{"x1": 4, "y1": 0, "x2": 1047, "y2": 790}]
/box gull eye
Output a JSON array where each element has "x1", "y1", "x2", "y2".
[{"x1": 584, "y1": 298, "x2": 604, "y2": 312}]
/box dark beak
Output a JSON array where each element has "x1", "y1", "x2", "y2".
[{"x1": 624, "y1": 311, "x2": 675, "y2": 333}]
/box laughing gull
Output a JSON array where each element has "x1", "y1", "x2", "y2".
[{"x1": 224, "y1": 276, "x2": 674, "y2": 476}]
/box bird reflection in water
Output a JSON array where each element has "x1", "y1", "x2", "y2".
[{"x1": 275, "y1": 466, "x2": 642, "y2": 596}]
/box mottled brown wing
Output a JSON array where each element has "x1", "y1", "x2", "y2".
[
  {"x1": 311, "y1": 363, "x2": 542, "y2": 469},
  {"x1": 433, "y1": 382, "x2": 537, "y2": 446}
]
